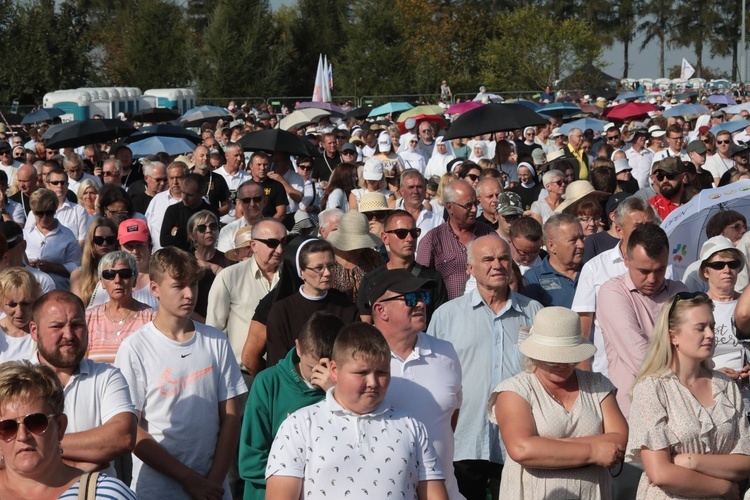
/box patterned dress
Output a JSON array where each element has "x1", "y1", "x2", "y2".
[
  {"x1": 331, "y1": 249, "x2": 384, "y2": 303},
  {"x1": 626, "y1": 370, "x2": 750, "y2": 499}
]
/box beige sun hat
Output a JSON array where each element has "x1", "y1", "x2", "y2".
[
  {"x1": 358, "y1": 192, "x2": 392, "y2": 213},
  {"x1": 325, "y1": 210, "x2": 382, "y2": 251},
  {"x1": 698, "y1": 235, "x2": 746, "y2": 282},
  {"x1": 226, "y1": 225, "x2": 253, "y2": 261},
  {"x1": 554, "y1": 180, "x2": 609, "y2": 214},
  {"x1": 519, "y1": 307, "x2": 596, "y2": 364}
]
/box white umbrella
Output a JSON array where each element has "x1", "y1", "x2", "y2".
[
  {"x1": 279, "y1": 109, "x2": 331, "y2": 131},
  {"x1": 661, "y1": 179, "x2": 750, "y2": 279}
]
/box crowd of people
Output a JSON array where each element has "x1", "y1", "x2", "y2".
[{"x1": 1, "y1": 90, "x2": 750, "y2": 499}]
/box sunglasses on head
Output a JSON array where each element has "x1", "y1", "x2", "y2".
[
  {"x1": 655, "y1": 172, "x2": 678, "y2": 181},
  {"x1": 33, "y1": 210, "x2": 55, "y2": 218},
  {"x1": 93, "y1": 236, "x2": 117, "y2": 246},
  {"x1": 0, "y1": 413, "x2": 57, "y2": 442},
  {"x1": 667, "y1": 291, "x2": 709, "y2": 319},
  {"x1": 705, "y1": 260, "x2": 742, "y2": 270},
  {"x1": 101, "y1": 268, "x2": 134, "y2": 280},
  {"x1": 385, "y1": 228, "x2": 421, "y2": 239},
  {"x1": 196, "y1": 222, "x2": 218, "y2": 233},
  {"x1": 254, "y1": 235, "x2": 293, "y2": 249},
  {"x1": 379, "y1": 290, "x2": 432, "y2": 307}
]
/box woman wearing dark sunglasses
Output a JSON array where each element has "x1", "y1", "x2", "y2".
[
  {"x1": 627, "y1": 292, "x2": 750, "y2": 499},
  {"x1": 187, "y1": 210, "x2": 232, "y2": 322},
  {"x1": 0, "y1": 361, "x2": 137, "y2": 498},
  {"x1": 85, "y1": 251, "x2": 155, "y2": 365},
  {"x1": 71, "y1": 217, "x2": 119, "y2": 307}
]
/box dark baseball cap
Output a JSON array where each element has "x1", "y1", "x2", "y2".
[
  {"x1": 652, "y1": 156, "x2": 686, "y2": 174},
  {"x1": 341, "y1": 143, "x2": 357, "y2": 154},
  {"x1": 367, "y1": 269, "x2": 436, "y2": 306},
  {"x1": 0, "y1": 221, "x2": 22, "y2": 248},
  {"x1": 687, "y1": 140, "x2": 707, "y2": 155}
]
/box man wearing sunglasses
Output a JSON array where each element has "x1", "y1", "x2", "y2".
[
  {"x1": 217, "y1": 180, "x2": 266, "y2": 252},
  {"x1": 395, "y1": 169, "x2": 440, "y2": 245},
  {"x1": 703, "y1": 129, "x2": 736, "y2": 186},
  {"x1": 160, "y1": 174, "x2": 217, "y2": 252},
  {"x1": 717, "y1": 142, "x2": 750, "y2": 187},
  {"x1": 30, "y1": 290, "x2": 137, "y2": 477},
  {"x1": 648, "y1": 157, "x2": 687, "y2": 220},
  {"x1": 369, "y1": 269, "x2": 462, "y2": 500}
]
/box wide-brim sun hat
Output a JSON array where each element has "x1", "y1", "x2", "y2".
[
  {"x1": 698, "y1": 235, "x2": 746, "y2": 282},
  {"x1": 226, "y1": 225, "x2": 253, "y2": 262},
  {"x1": 325, "y1": 210, "x2": 382, "y2": 251},
  {"x1": 519, "y1": 306, "x2": 596, "y2": 364},
  {"x1": 554, "y1": 180, "x2": 609, "y2": 214}
]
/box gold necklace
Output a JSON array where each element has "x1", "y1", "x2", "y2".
[
  {"x1": 536, "y1": 373, "x2": 570, "y2": 409},
  {"x1": 105, "y1": 304, "x2": 135, "y2": 336}
]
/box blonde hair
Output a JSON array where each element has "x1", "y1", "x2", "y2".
[
  {"x1": 436, "y1": 173, "x2": 454, "y2": 204},
  {"x1": 79, "y1": 218, "x2": 119, "y2": 306},
  {"x1": 0, "y1": 360, "x2": 64, "y2": 415},
  {"x1": 477, "y1": 159, "x2": 494, "y2": 170},
  {"x1": 0, "y1": 267, "x2": 42, "y2": 304},
  {"x1": 631, "y1": 294, "x2": 714, "y2": 397}
]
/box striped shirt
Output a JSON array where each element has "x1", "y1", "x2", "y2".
[{"x1": 58, "y1": 474, "x2": 138, "y2": 499}]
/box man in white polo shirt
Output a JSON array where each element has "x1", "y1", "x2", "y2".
[{"x1": 215, "y1": 143, "x2": 251, "y2": 225}]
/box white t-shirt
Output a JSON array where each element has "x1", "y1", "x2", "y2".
[
  {"x1": 325, "y1": 188, "x2": 348, "y2": 211},
  {"x1": 703, "y1": 153, "x2": 735, "y2": 181},
  {"x1": 115, "y1": 321, "x2": 247, "y2": 500},
  {"x1": 712, "y1": 299, "x2": 744, "y2": 371},
  {"x1": 0, "y1": 330, "x2": 35, "y2": 362}
]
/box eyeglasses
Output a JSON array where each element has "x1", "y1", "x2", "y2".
[
  {"x1": 667, "y1": 136, "x2": 683, "y2": 141},
  {"x1": 451, "y1": 200, "x2": 479, "y2": 211},
  {"x1": 254, "y1": 235, "x2": 293, "y2": 249},
  {"x1": 726, "y1": 222, "x2": 747, "y2": 232},
  {"x1": 0, "y1": 413, "x2": 57, "y2": 442},
  {"x1": 667, "y1": 291, "x2": 710, "y2": 319},
  {"x1": 240, "y1": 196, "x2": 263, "y2": 204},
  {"x1": 543, "y1": 361, "x2": 578, "y2": 368},
  {"x1": 465, "y1": 174, "x2": 479, "y2": 181},
  {"x1": 654, "y1": 172, "x2": 679, "y2": 181},
  {"x1": 93, "y1": 236, "x2": 117, "y2": 246},
  {"x1": 342, "y1": 151, "x2": 356, "y2": 156},
  {"x1": 103, "y1": 171, "x2": 118, "y2": 176},
  {"x1": 510, "y1": 239, "x2": 541, "y2": 258},
  {"x1": 305, "y1": 263, "x2": 336, "y2": 274},
  {"x1": 105, "y1": 209, "x2": 130, "y2": 218},
  {"x1": 47, "y1": 180, "x2": 67, "y2": 186},
  {"x1": 552, "y1": 179, "x2": 567, "y2": 187},
  {"x1": 0, "y1": 151, "x2": 10, "y2": 156},
  {"x1": 33, "y1": 210, "x2": 55, "y2": 218},
  {"x1": 196, "y1": 222, "x2": 218, "y2": 233},
  {"x1": 149, "y1": 176, "x2": 168, "y2": 183},
  {"x1": 385, "y1": 228, "x2": 422, "y2": 239},
  {"x1": 297, "y1": 164, "x2": 313, "y2": 171},
  {"x1": 101, "y1": 268, "x2": 135, "y2": 280},
  {"x1": 379, "y1": 290, "x2": 432, "y2": 307},
  {"x1": 704, "y1": 260, "x2": 742, "y2": 270},
  {"x1": 578, "y1": 216, "x2": 601, "y2": 224},
  {"x1": 716, "y1": 140, "x2": 731, "y2": 145},
  {"x1": 702, "y1": 139, "x2": 712, "y2": 144},
  {"x1": 363, "y1": 211, "x2": 388, "y2": 221}
]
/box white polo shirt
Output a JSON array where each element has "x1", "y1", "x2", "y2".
[
  {"x1": 25, "y1": 199, "x2": 90, "y2": 242},
  {"x1": 23, "y1": 223, "x2": 81, "y2": 291}
]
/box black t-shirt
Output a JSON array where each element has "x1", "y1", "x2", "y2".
[
  {"x1": 128, "y1": 179, "x2": 147, "y2": 198},
  {"x1": 9, "y1": 192, "x2": 30, "y2": 215},
  {"x1": 476, "y1": 213, "x2": 499, "y2": 230},
  {"x1": 195, "y1": 250, "x2": 234, "y2": 319},
  {"x1": 160, "y1": 200, "x2": 219, "y2": 251},
  {"x1": 205, "y1": 171, "x2": 230, "y2": 211},
  {"x1": 121, "y1": 164, "x2": 144, "y2": 188},
  {"x1": 131, "y1": 192, "x2": 153, "y2": 216},
  {"x1": 582, "y1": 231, "x2": 619, "y2": 265},
  {"x1": 260, "y1": 178, "x2": 289, "y2": 217},
  {"x1": 312, "y1": 152, "x2": 342, "y2": 182}
]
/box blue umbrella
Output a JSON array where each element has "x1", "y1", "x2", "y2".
[
  {"x1": 125, "y1": 124, "x2": 201, "y2": 144},
  {"x1": 504, "y1": 99, "x2": 540, "y2": 110},
  {"x1": 708, "y1": 120, "x2": 750, "y2": 136},
  {"x1": 537, "y1": 102, "x2": 581, "y2": 118},
  {"x1": 21, "y1": 108, "x2": 65, "y2": 124},
  {"x1": 183, "y1": 105, "x2": 230, "y2": 115},
  {"x1": 706, "y1": 94, "x2": 736, "y2": 106},
  {"x1": 663, "y1": 103, "x2": 710, "y2": 118},
  {"x1": 368, "y1": 102, "x2": 414, "y2": 118},
  {"x1": 127, "y1": 136, "x2": 197, "y2": 158},
  {"x1": 558, "y1": 118, "x2": 609, "y2": 136},
  {"x1": 615, "y1": 91, "x2": 644, "y2": 101}
]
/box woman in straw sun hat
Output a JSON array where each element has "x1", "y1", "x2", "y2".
[{"x1": 488, "y1": 306, "x2": 627, "y2": 499}]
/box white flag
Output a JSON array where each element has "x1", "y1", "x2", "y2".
[
  {"x1": 322, "y1": 55, "x2": 332, "y2": 102},
  {"x1": 312, "y1": 54, "x2": 325, "y2": 102},
  {"x1": 681, "y1": 58, "x2": 695, "y2": 81}
]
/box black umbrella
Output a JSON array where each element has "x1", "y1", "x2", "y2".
[
  {"x1": 237, "y1": 129, "x2": 316, "y2": 157},
  {"x1": 21, "y1": 108, "x2": 65, "y2": 125},
  {"x1": 443, "y1": 103, "x2": 549, "y2": 140},
  {"x1": 345, "y1": 106, "x2": 372, "y2": 120},
  {"x1": 124, "y1": 124, "x2": 201, "y2": 145},
  {"x1": 132, "y1": 107, "x2": 181, "y2": 123},
  {"x1": 42, "y1": 119, "x2": 137, "y2": 149}
]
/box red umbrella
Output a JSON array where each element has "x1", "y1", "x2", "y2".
[
  {"x1": 397, "y1": 115, "x2": 446, "y2": 134},
  {"x1": 605, "y1": 102, "x2": 656, "y2": 121},
  {"x1": 578, "y1": 104, "x2": 602, "y2": 116},
  {"x1": 445, "y1": 101, "x2": 484, "y2": 115}
]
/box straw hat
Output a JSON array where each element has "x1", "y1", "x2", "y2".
[
  {"x1": 554, "y1": 180, "x2": 609, "y2": 214},
  {"x1": 325, "y1": 210, "x2": 382, "y2": 251},
  {"x1": 226, "y1": 225, "x2": 253, "y2": 261},
  {"x1": 519, "y1": 307, "x2": 596, "y2": 364},
  {"x1": 358, "y1": 192, "x2": 392, "y2": 213}
]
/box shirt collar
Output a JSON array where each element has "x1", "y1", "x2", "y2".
[
  {"x1": 622, "y1": 270, "x2": 667, "y2": 295},
  {"x1": 325, "y1": 387, "x2": 392, "y2": 417}
]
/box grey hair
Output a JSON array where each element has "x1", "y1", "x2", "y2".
[
  {"x1": 142, "y1": 161, "x2": 166, "y2": 178},
  {"x1": 544, "y1": 213, "x2": 579, "y2": 242},
  {"x1": 98, "y1": 250, "x2": 139, "y2": 278},
  {"x1": 318, "y1": 209, "x2": 343, "y2": 231},
  {"x1": 542, "y1": 169, "x2": 564, "y2": 188},
  {"x1": 63, "y1": 153, "x2": 82, "y2": 169},
  {"x1": 568, "y1": 127, "x2": 583, "y2": 137},
  {"x1": 613, "y1": 196, "x2": 655, "y2": 227},
  {"x1": 444, "y1": 179, "x2": 472, "y2": 204},
  {"x1": 400, "y1": 169, "x2": 425, "y2": 186},
  {"x1": 225, "y1": 143, "x2": 243, "y2": 156},
  {"x1": 187, "y1": 210, "x2": 219, "y2": 234},
  {"x1": 103, "y1": 158, "x2": 123, "y2": 173},
  {"x1": 476, "y1": 177, "x2": 502, "y2": 197}
]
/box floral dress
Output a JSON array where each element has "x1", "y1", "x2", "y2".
[
  {"x1": 626, "y1": 370, "x2": 750, "y2": 499},
  {"x1": 331, "y1": 249, "x2": 384, "y2": 303}
]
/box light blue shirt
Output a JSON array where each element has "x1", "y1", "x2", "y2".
[{"x1": 426, "y1": 288, "x2": 543, "y2": 463}]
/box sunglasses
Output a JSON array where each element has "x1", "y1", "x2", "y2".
[
  {"x1": 33, "y1": 210, "x2": 55, "y2": 218},
  {"x1": 379, "y1": 290, "x2": 432, "y2": 307},
  {"x1": 240, "y1": 196, "x2": 263, "y2": 204},
  {"x1": 452, "y1": 200, "x2": 479, "y2": 211},
  {"x1": 667, "y1": 291, "x2": 709, "y2": 319},
  {"x1": 552, "y1": 179, "x2": 567, "y2": 187},
  {"x1": 297, "y1": 164, "x2": 313, "y2": 171},
  {"x1": 704, "y1": 260, "x2": 742, "y2": 270},
  {"x1": 0, "y1": 413, "x2": 57, "y2": 442},
  {"x1": 465, "y1": 174, "x2": 479, "y2": 181},
  {"x1": 47, "y1": 180, "x2": 67, "y2": 186},
  {"x1": 342, "y1": 151, "x2": 356, "y2": 156},
  {"x1": 543, "y1": 361, "x2": 578, "y2": 367},
  {"x1": 726, "y1": 222, "x2": 747, "y2": 232},
  {"x1": 716, "y1": 140, "x2": 731, "y2": 145},
  {"x1": 702, "y1": 139, "x2": 712, "y2": 144},
  {"x1": 101, "y1": 268, "x2": 134, "y2": 280},
  {"x1": 655, "y1": 172, "x2": 678, "y2": 181},
  {"x1": 196, "y1": 222, "x2": 218, "y2": 233},
  {"x1": 385, "y1": 228, "x2": 422, "y2": 239},
  {"x1": 606, "y1": 135, "x2": 620, "y2": 141},
  {"x1": 254, "y1": 235, "x2": 293, "y2": 248},
  {"x1": 363, "y1": 211, "x2": 388, "y2": 220},
  {"x1": 93, "y1": 236, "x2": 117, "y2": 246}
]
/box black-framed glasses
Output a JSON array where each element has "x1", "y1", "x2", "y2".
[
  {"x1": 102, "y1": 268, "x2": 134, "y2": 280},
  {"x1": 379, "y1": 290, "x2": 432, "y2": 307},
  {"x1": 606, "y1": 135, "x2": 620, "y2": 141},
  {"x1": 667, "y1": 291, "x2": 710, "y2": 319},
  {"x1": 385, "y1": 228, "x2": 421, "y2": 239},
  {"x1": 305, "y1": 263, "x2": 336, "y2": 275},
  {"x1": 254, "y1": 235, "x2": 293, "y2": 249},
  {"x1": 196, "y1": 222, "x2": 218, "y2": 233},
  {"x1": 363, "y1": 211, "x2": 388, "y2": 221},
  {"x1": 47, "y1": 180, "x2": 67, "y2": 186},
  {"x1": 33, "y1": 210, "x2": 55, "y2": 218},
  {"x1": 105, "y1": 209, "x2": 130, "y2": 218},
  {"x1": 451, "y1": 200, "x2": 479, "y2": 211},
  {"x1": 103, "y1": 171, "x2": 118, "y2": 176},
  {"x1": 93, "y1": 236, "x2": 117, "y2": 246},
  {"x1": 655, "y1": 172, "x2": 678, "y2": 181},
  {"x1": 297, "y1": 164, "x2": 313, "y2": 171},
  {"x1": 465, "y1": 173, "x2": 479, "y2": 181},
  {"x1": 341, "y1": 150, "x2": 357, "y2": 156},
  {"x1": 725, "y1": 222, "x2": 747, "y2": 232},
  {"x1": 240, "y1": 196, "x2": 263, "y2": 204},
  {"x1": 0, "y1": 413, "x2": 57, "y2": 442},
  {"x1": 704, "y1": 260, "x2": 742, "y2": 271},
  {"x1": 716, "y1": 140, "x2": 731, "y2": 145}
]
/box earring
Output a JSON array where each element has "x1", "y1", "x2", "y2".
[
  {"x1": 59, "y1": 444, "x2": 63, "y2": 454},
  {"x1": 1, "y1": 455, "x2": 4, "y2": 464}
]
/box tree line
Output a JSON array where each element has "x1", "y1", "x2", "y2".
[{"x1": 0, "y1": 0, "x2": 745, "y2": 105}]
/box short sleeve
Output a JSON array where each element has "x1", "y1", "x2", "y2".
[
  {"x1": 414, "y1": 418, "x2": 444, "y2": 481},
  {"x1": 265, "y1": 412, "x2": 306, "y2": 479},
  {"x1": 625, "y1": 376, "x2": 680, "y2": 463},
  {"x1": 486, "y1": 373, "x2": 532, "y2": 425},
  {"x1": 582, "y1": 370, "x2": 617, "y2": 404},
  {"x1": 97, "y1": 365, "x2": 136, "y2": 422}
]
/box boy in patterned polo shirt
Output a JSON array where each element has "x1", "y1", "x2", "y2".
[{"x1": 265, "y1": 323, "x2": 448, "y2": 499}]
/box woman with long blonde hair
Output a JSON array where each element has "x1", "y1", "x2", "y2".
[
  {"x1": 70, "y1": 217, "x2": 119, "y2": 306},
  {"x1": 626, "y1": 292, "x2": 750, "y2": 498}
]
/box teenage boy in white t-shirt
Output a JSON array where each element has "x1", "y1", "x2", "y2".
[
  {"x1": 115, "y1": 247, "x2": 248, "y2": 500},
  {"x1": 265, "y1": 322, "x2": 448, "y2": 500}
]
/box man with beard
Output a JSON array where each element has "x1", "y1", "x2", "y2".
[
  {"x1": 29, "y1": 290, "x2": 136, "y2": 476},
  {"x1": 649, "y1": 157, "x2": 687, "y2": 219}
]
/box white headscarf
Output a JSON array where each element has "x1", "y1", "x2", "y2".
[
  {"x1": 469, "y1": 140, "x2": 488, "y2": 162},
  {"x1": 517, "y1": 161, "x2": 537, "y2": 188},
  {"x1": 425, "y1": 136, "x2": 456, "y2": 178},
  {"x1": 523, "y1": 126, "x2": 536, "y2": 145}
]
